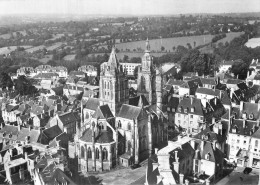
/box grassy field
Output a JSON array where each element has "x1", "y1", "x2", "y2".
[
  {"x1": 0, "y1": 45, "x2": 32, "y2": 55},
  {"x1": 115, "y1": 34, "x2": 214, "y2": 52},
  {"x1": 87, "y1": 52, "x2": 170, "y2": 60},
  {"x1": 200, "y1": 32, "x2": 244, "y2": 53}
]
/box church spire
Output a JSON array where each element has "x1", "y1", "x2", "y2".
[
  {"x1": 107, "y1": 46, "x2": 119, "y2": 71},
  {"x1": 145, "y1": 38, "x2": 150, "y2": 53}
]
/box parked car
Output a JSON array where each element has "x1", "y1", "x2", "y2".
[{"x1": 243, "y1": 167, "x2": 252, "y2": 174}]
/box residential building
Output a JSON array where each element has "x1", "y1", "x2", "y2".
[
  {"x1": 121, "y1": 62, "x2": 141, "y2": 76},
  {"x1": 78, "y1": 65, "x2": 98, "y2": 76}
]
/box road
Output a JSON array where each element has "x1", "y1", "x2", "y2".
[{"x1": 216, "y1": 167, "x2": 259, "y2": 185}]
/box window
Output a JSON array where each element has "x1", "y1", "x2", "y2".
[
  {"x1": 178, "y1": 114, "x2": 180, "y2": 118},
  {"x1": 128, "y1": 123, "x2": 131, "y2": 131},
  {"x1": 191, "y1": 108, "x2": 194, "y2": 113},
  {"x1": 236, "y1": 146, "x2": 239, "y2": 150},
  {"x1": 178, "y1": 107, "x2": 182, "y2": 112},
  {"x1": 178, "y1": 120, "x2": 180, "y2": 124},
  {"x1": 206, "y1": 153, "x2": 210, "y2": 160},
  {"x1": 200, "y1": 116, "x2": 203, "y2": 121},
  {"x1": 118, "y1": 120, "x2": 122, "y2": 128},
  {"x1": 103, "y1": 148, "x2": 108, "y2": 160},
  {"x1": 190, "y1": 115, "x2": 193, "y2": 119},
  {"x1": 96, "y1": 148, "x2": 99, "y2": 159},
  {"x1": 172, "y1": 108, "x2": 175, "y2": 112},
  {"x1": 128, "y1": 141, "x2": 131, "y2": 152},
  {"x1": 237, "y1": 139, "x2": 240, "y2": 143},
  {"x1": 255, "y1": 140, "x2": 258, "y2": 148},
  {"x1": 81, "y1": 146, "x2": 85, "y2": 159},
  {"x1": 190, "y1": 121, "x2": 193, "y2": 125},
  {"x1": 167, "y1": 107, "x2": 170, "y2": 111},
  {"x1": 244, "y1": 140, "x2": 247, "y2": 144},
  {"x1": 184, "y1": 109, "x2": 187, "y2": 113},
  {"x1": 87, "y1": 147, "x2": 92, "y2": 159}
]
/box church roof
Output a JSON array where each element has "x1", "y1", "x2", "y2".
[{"x1": 117, "y1": 104, "x2": 143, "y2": 120}]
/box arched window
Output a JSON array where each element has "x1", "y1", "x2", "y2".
[
  {"x1": 96, "y1": 148, "x2": 99, "y2": 159},
  {"x1": 255, "y1": 140, "x2": 258, "y2": 148},
  {"x1": 105, "y1": 81, "x2": 107, "y2": 89},
  {"x1": 128, "y1": 122, "x2": 131, "y2": 131},
  {"x1": 108, "y1": 81, "x2": 110, "y2": 89},
  {"x1": 81, "y1": 146, "x2": 85, "y2": 159},
  {"x1": 87, "y1": 147, "x2": 92, "y2": 159},
  {"x1": 103, "y1": 148, "x2": 108, "y2": 160}
]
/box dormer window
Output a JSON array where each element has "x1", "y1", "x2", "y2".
[
  {"x1": 178, "y1": 107, "x2": 182, "y2": 112},
  {"x1": 191, "y1": 107, "x2": 194, "y2": 113},
  {"x1": 249, "y1": 114, "x2": 254, "y2": 120},
  {"x1": 232, "y1": 126, "x2": 237, "y2": 133},
  {"x1": 172, "y1": 108, "x2": 175, "y2": 112},
  {"x1": 184, "y1": 109, "x2": 188, "y2": 113},
  {"x1": 117, "y1": 120, "x2": 122, "y2": 128},
  {"x1": 167, "y1": 107, "x2": 170, "y2": 111},
  {"x1": 242, "y1": 113, "x2": 247, "y2": 119}
]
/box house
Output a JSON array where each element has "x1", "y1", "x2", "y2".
[
  {"x1": 121, "y1": 63, "x2": 141, "y2": 76},
  {"x1": 164, "y1": 79, "x2": 185, "y2": 95},
  {"x1": 218, "y1": 60, "x2": 235, "y2": 73},
  {"x1": 195, "y1": 87, "x2": 222, "y2": 100},
  {"x1": 49, "y1": 111, "x2": 81, "y2": 140},
  {"x1": 200, "y1": 77, "x2": 217, "y2": 89},
  {"x1": 227, "y1": 119, "x2": 258, "y2": 166},
  {"x1": 78, "y1": 65, "x2": 98, "y2": 77},
  {"x1": 175, "y1": 97, "x2": 204, "y2": 134},
  {"x1": 166, "y1": 96, "x2": 179, "y2": 127},
  {"x1": 249, "y1": 128, "x2": 260, "y2": 168},
  {"x1": 179, "y1": 78, "x2": 201, "y2": 96},
  {"x1": 69, "y1": 71, "x2": 85, "y2": 78}
]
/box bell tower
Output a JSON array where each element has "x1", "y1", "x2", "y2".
[
  {"x1": 137, "y1": 39, "x2": 156, "y2": 105},
  {"x1": 99, "y1": 47, "x2": 129, "y2": 115}
]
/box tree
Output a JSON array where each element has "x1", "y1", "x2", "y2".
[
  {"x1": 230, "y1": 59, "x2": 249, "y2": 79},
  {"x1": 0, "y1": 72, "x2": 13, "y2": 89},
  {"x1": 161, "y1": 46, "x2": 165, "y2": 52},
  {"x1": 14, "y1": 75, "x2": 37, "y2": 95},
  {"x1": 123, "y1": 55, "x2": 129, "y2": 62}
]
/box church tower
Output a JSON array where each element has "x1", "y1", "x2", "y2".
[
  {"x1": 99, "y1": 47, "x2": 129, "y2": 115},
  {"x1": 137, "y1": 39, "x2": 156, "y2": 106}
]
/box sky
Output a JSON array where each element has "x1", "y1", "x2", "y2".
[{"x1": 0, "y1": 0, "x2": 260, "y2": 15}]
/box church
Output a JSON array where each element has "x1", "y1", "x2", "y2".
[{"x1": 70, "y1": 40, "x2": 168, "y2": 172}]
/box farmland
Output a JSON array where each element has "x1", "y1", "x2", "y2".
[
  {"x1": 113, "y1": 32, "x2": 244, "y2": 52},
  {"x1": 115, "y1": 35, "x2": 214, "y2": 52},
  {"x1": 0, "y1": 45, "x2": 32, "y2": 55}
]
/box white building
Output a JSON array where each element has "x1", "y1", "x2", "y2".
[{"x1": 121, "y1": 63, "x2": 141, "y2": 76}]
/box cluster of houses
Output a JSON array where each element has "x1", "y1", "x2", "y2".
[
  {"x1": 2, "y1": 38, "x2": 260, "y2": 185},
  {"x1": 145, "y1": 58, "x2": 260, "y2": 185}
]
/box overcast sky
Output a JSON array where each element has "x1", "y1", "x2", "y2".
[{"x1": 0, "y1": 0, "x2": 260, "y2": 15}]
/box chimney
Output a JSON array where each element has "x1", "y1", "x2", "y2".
[
  {"x1": 179, "y1": 174, "x2": 184, "y2": 184},
  {"x1": 185, "y1": 179, "x2": 189, "y2": 185},
  {"x1": 240, "y1": 101, "x2": 244, "y2": 112},
  {"x1": 24, "y1": 152, "x2": 28, "y2": 160},
  {"x1": 18, "y1": 124, "x2": 21, "y2": 131},
  {"x1": 190, "y1": 96, "x2": 194, "y2": 105},
  {"x1": 64, "y1": 127, "x2": 67, "y2": 133},
  {"x1": 243, "y1": 119, "x2": 246, "y2": 128},
  {"x1": 175, "y1": 151, "x2": 178, "y2": 161},
  {"x1": 214, "y1": 97, "x2": 217, "y2": 105}
]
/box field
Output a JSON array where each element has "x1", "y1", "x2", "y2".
[
  {"x1": 245, "y1": 38, "x2": 260, "y2": 48},
  {"x1": 0, "y1": 45, "x2": 32, "y2": 55},
  {"x1": 25, "y1": 45, "x2": 45, "y2": 53},
  {"x1": 0, "y1": 30, "x2": 27, "y2": 40},
  {"x1": 200, "y1": 32, "x2": 244, "y2": 53},
  {"x1": 87, "y1": 52, "x2": 169, "y2": 60},
  {"x1": 115, "y1": 35, "x2": 214, "y2": 52}
]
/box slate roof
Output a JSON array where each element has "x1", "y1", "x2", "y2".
[
  {"x1": 242, "y1": 102, "x2": 260, "y2": 120},
  {"x1": 166, "y1": 79, "x2": 185, "y2": 86},
  {"x1": 51, "y1": 86, "x2": 63, "y2": 96},
  {"x1": 193, "y1": 127, "x2": 226, "y2": 143},
  {"x1": 167, "y1": 97, "x2": 179, "y2": 109},
  {"x1": 170, "y1": 142, "x2": 195, "y2": 162},
  {"x1": 221, "y1": 91, "x2": 231, "y2": 105},
  {"x1": 252, "y1": 128, "x2": 260, "y2": 139},
  {"x1": 85, "y1": 98, "x2": 100, "y2": 111},
  {"x1": 69, "y1": 71, "x2": 85, "y2": 76},
  {"x1": 200, "y1": 78, "x2": 216, "y2": 85},
  {"x1": 117, "y1": 104, "x2": 143, "y2": 120},
  {"x1": 80, "y1": 127, "x2": 114, "y2": 143},
  {"x1": 129, "y1": 95, "x2": 149, "y2": 107},
  {"x1": 230, "y1": 119, "x2": 258, "y2": 136},
  {"x1": 146, "y1": 155, "x2": 163, "y2": 185},
  {"x1": 43, "y1": 125, "x2": 62, "y2": 140},
  {"x1": 58, "y1": 112, "x2": 80, "y2": 126},
  {"x1": 176, "y1": 97, "x2": 204, "y2": 116},
  {"x1": 92, "y1": 104, "x2": 114, "y2": 119}
]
